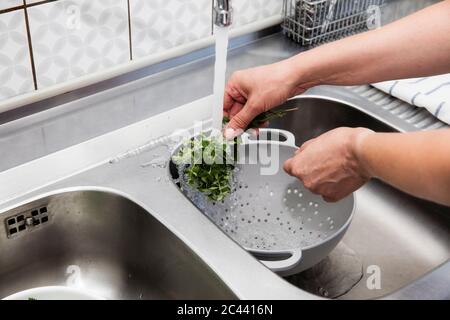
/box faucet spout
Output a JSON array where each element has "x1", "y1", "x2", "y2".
[{"x1": 214, "y1": 0, "x2": 233, "y2": 27}]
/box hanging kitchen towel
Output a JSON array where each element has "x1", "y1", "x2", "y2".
[{"x1": 372, "y1": 73, "x2": 450, "y2": 125}]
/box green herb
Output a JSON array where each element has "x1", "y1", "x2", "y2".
[
  {"x1": 222, "y1": 107, "x2": 298, "y2": 130},
  {"x1": 28, "y1": 297, "x2": 36, "y2": 300},
  {"x1": 173, "y1": 134, "x2": 237, "y2": 201},
  {"x1": 174, "y1": 107, "x2": 297, "y2": 201}
]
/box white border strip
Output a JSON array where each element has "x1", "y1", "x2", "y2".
[{"x1": 0, "y1": 15, "x2": 282, "y2": 114}]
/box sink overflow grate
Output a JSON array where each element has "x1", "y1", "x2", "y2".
[{"x1": 5, "y1": 206, "x2": 49, "y2": 238}]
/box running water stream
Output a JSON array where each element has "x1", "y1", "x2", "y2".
[{"x1": 212, "y1": 26, "x2": 230, "y2": 131}]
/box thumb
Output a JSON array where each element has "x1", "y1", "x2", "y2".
[
  {"x1": 226, "y1": 101, "x2": 260, "y2": 133},
  {"x1": 283, "y1": 158, "x2": 293, "y2": 175}
]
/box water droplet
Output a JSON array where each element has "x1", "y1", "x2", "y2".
[
  {"x1": 294, "y1": 189, "x2": 298, "y2": 194},
  {"x1": 314, "y1": 203, "x2": 319, "y2": 208},
  {"x1": 309, "y1": 202, "x2": 313, "y2": 206},
  {"x1": 298, "y1": 193, "x2": 303, "y2": 198},
  {"x1": 269, "y1": 191, "x2": 274, "y2": 197},
  {"x1": 283, "y1": 198, "x2": 287, "y2": 202},
  {"x1": 314, "y1": 211, "x2": 319, "y2": 215},
  {"x1": 287, "y1": 189, "x2": 292, "y2": 194},
  {"x1": 290, "y1": 208, "x2": 294, "y2": 212}
]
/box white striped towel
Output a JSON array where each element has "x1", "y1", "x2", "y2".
[{"x1": 372, "y1": 73, "x2": 450, "y2": 125}]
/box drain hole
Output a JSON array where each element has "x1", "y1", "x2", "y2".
[{"x1": 5, "y1": 205, "x2": 50, "y2": 237}]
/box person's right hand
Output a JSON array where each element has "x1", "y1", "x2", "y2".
[{"x1": 223, "y1": 60, "x2": 307, "y2": 138}]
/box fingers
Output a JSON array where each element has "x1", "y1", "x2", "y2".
[
  {"x1": 283, "y1": 157, "x2": 293, "y2": 174},
  {"x1": 226, "y1": 100, "x2": 261, "y2": 133},
  {"x1": 223, "y1": 90, "x2": 234, "y2": 113},
  {"x1": 229, "y1": 101, "x2": 244, "y2": 118},
  {"x1": 284, "y1": 147, "x2": 302, "y2": 174},
  {"x1": 223, "y1": 82, "x2": 247, "y2": 112}
]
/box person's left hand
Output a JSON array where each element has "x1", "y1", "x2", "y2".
[{"x1": 283, "y1": 127, "x2": 374, "y2": 202}]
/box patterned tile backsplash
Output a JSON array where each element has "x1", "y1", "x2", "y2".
[
  {"x1": 131, "y1": 0, "x2": 212, "y2": 59},
  {"x1": 0, "y1": 0, "x2": 283, "y2": 104},
  {"x1": 28, "y1": 0, "x2": 130, "y2": 88},
  {"x1": 0, "y1": 0, "x2": 22, "y2": 11},
  {"x1": 233, "y1": 0, "x2": 282, "y2": 28},
  {"x1": 0, "y1": 9, "x2": 34, "y2": 100}
]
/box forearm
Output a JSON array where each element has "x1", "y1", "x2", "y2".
[
  {"x1": 356, "y1": 129, "x2": 450, "y2": 206},
  {"x1": 281, "y1": 0, "x2": 450, "y2": 91}
]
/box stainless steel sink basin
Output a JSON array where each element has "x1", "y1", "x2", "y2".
[
  {"x1": 269, "y1": 97, "x2": 450, "y2": 299},
  {"x1": 0, "y1": 190, "x2": 235, "y2": 299}
]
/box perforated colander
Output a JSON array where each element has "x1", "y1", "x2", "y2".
[{"x1": 171, "y1": 128, "x2": 355, "y2": 276}]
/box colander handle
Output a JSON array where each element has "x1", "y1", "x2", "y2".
[
  {"x1": 251, "y1": 248, "x2": 303, "y2": 274},
  {"x1": 241, "y1": 128, "x2": 296, "y2": 147}
]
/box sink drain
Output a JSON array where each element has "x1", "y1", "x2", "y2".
[{"x1": 4, "y1": 206, "x2": 50, "y2": 238}]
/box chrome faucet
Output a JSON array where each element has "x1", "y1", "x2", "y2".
[{"x1": 214, "y1": 0, "x2": 233, "y2": 27}]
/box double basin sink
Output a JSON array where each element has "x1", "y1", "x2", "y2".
[{"x1": 0, "y1": 95, "x2": 449, "y2": 299}]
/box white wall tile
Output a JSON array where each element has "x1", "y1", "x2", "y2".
[
  {"x1": 131, "y1": 0, "x2": 211, "y2": 59},
  {"x1": 232, "y1": 0, "x2": 283, "y2": 28},
  {"x1": 0, "y1": 0, "x2": 22, "y2": 10},
  {"x1": 28, "y1": 0, "x2": 130, "y2": 89},
  {"x1": 0, "y1": 10, "x2": 34, "y2": 100}
]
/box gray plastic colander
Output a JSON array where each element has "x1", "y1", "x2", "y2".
[{"x1": 172, "y1": 128, "x2": 355, "y2": 276}]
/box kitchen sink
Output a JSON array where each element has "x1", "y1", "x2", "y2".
[
  {"x1": 268, "y1": 97, "x2": 450, "y2": 299},
  {"x1": 0, "y1": 190, "x2": 235, "y2": 299}
]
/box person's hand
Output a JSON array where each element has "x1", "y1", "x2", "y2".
[
  {"x1": 283, "y1": 127, "x2": 374, "y2": 202},
  {"x1": 223, "y1": 60, "x2": 307, "y2": 138}
]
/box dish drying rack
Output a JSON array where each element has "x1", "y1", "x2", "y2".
[{"x1": 282, "y1": 0, "x2": 385, "y2": 46}]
